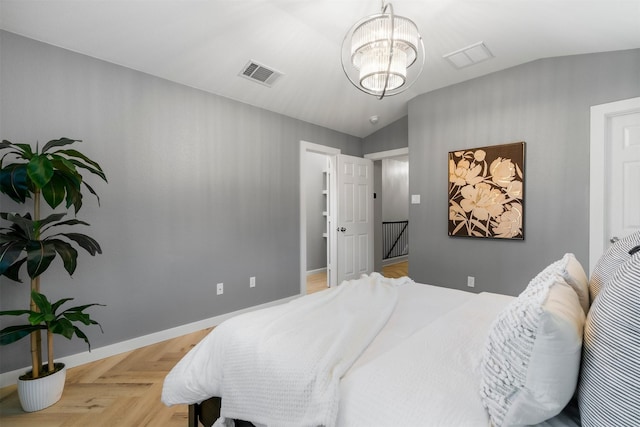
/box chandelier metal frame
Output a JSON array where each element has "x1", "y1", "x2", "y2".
[{"x1": 341, "y1": 1, "x2": 425, "y2": 99}]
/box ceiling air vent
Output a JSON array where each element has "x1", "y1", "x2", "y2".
[
  {"x1": 443, "y1": 42, "x2": 494, "y2": 69},
  {"x1": 239, "y1": 60, "x2": 283, "y2": 87}
]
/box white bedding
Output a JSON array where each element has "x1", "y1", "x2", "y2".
[
  {"x1": 346, "y1": 282, "x2": 477, "y2": 374},
  {"x1": 163, "y1": 278, "x2": 580, "y2": 427},
  {"x1": 338, "y1": 291, "x2": 513, "y2": 426},
  {"x1": 162, "y1": 273, "x2": 408, "y2": 427}
]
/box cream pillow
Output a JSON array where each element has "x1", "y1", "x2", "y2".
[
  {"x1": 480, "y1": 262, "x2": 585, "y2": 426},
  {"x1": 559, "y1": 253, "x2": 589, "y2": 314}
]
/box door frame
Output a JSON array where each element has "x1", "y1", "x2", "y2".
[
  {"x1": 589, "y1": 96, "x2": 640, "y2": 272},
  {"x1": 300, "y1": 141, "x2": 340, "y2": 295},
  {"x1": 364, "y1": 147, "x2": 409, "y2": 162}
]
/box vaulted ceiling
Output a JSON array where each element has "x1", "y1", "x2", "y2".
[{"x1": 1, "y1": 0, "x2": 639, "y2": 137}]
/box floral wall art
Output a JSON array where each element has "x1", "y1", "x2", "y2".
[{"x1": 448, "y1": 142, "x2": 525, "y2": 239}]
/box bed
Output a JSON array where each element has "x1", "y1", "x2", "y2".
[{"x1": 162, "y1": 232, "x2": 640, "y2": 427}]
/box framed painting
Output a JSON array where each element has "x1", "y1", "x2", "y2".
[{"x1": 448, "y1": 141, "x2": 525, "y2": 239}]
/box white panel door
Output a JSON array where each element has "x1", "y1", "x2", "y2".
[
  {"x1": 337, "y1": 154, "x2": 374, "y2": 283},
  {"x1": 608, "y1": 111, "x2": 640, "y2": 243},
  {"x1": 590, "y1": 97, "x2": 640, "y2": 270}
]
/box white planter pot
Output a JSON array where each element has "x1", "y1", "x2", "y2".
[{"x1": 17, "y1": 363, "x2": 66, "y2": 412}]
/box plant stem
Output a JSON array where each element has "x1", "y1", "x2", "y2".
[
  {"x1": 31, "y1": 189, "x2": 43, "y2": 378},
  {"x1": 29, "y1": 315, "x2": 39, "y2": 378},
  {"x1": 33, "y1": 188, "x2": 41, "y2": 293},
  {"x1": 47, "y1": 329, "x2": 54, "y2": 372}
]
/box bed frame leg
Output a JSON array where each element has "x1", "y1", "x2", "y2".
[
  {"x1": 187, "y1": 398, "x2": 222, "y2": 427},
  {"x1": 188, "y1": 403, "x2": 199, "y2": 427}
]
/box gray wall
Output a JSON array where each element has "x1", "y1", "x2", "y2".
[
  {"x1": 305, "y1": 151, "x2": 327, "y2": 271},
  {"x1": 0, "y1": 31, "x2": 362, "y2": 373},
  {"x1": 382, "y1": 158, "x2": 409, "y2": 221},
  {"x1": 408, "y1": 49, "x2": 640, "y2": 296},
  {"x1": 363, "y1": 115, "x2": 408, "y2": 156}
]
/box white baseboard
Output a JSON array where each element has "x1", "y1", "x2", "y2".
[
  {"x1": 382, "y1": 255, "x2": 408, "y2": 266},
  {"x1": 306, "y1": 267, "x2": 326, "y2": 276},
  {"x1": 0, "y1": 294, "x2": 300, "y2": 388}
]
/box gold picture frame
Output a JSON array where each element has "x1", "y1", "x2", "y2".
[{"x1": 448, "y1": 142, "x2": 525, "y2": 239}]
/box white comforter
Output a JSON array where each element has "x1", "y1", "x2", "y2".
[
  {"x1": 163, "y1": 277, "x2": 583, "y2": 427},
  {"x1": 162, "y1": 273, "x2": 409, "y2": 427},
  {"x1": 337, "y1": 291, "x2": 513, "y2": 426}
]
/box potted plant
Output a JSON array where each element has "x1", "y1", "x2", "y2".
[{"x1": 0, "y1": 138, "x2": 107, "y2": 412}]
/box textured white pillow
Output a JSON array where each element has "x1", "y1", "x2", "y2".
[
  {"x1": 559, "y1": 253, "x2": 589, "y2": 314},
  {"x1": 589, "y1": 230, "x2": 640, "y2": 302},
  {"x1": 579, "y1": 251, "x2": 640, "y2": 426},
  {"x1": 480, "y1": 262, "x2": 585, "y2": 426}
]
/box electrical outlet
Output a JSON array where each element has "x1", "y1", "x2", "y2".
[
  {"x1": 467, "y1": 276, "x2": 475, "y2": 288},
  {"x1": 250, "y1": 276, "x2": 256, "y2": 288},
  {"x1": 216, "y1": 282, "x2": 224, "y2": 295}
]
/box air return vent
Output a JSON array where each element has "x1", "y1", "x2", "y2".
[
  {"x1": 443, "y1": 42, "x2": 494, "y2": 69},
  {"x1": 238, "y1": 60, "x2": 283, "y2": 87}
]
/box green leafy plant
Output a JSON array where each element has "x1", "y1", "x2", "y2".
[
  {"x1": 0, "y1": 138, "x2": 107, "y2": 379},
  {"x1": 0, "y1": 291, "x2": 104, "y2": 379},
  {"x1": 0, "y1": 212, "x2": 101, "y2": 282}
]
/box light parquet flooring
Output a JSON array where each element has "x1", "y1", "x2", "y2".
[
  {"x1": 0, "y1": 261, "x2": 408, "y2": 426},
  {"x1": 306, "y1": 270, "x2": 330, "y2": 294},
  {"x1": 380, "y1": 260, "x2": 409, "y2": 279},
  {"x1": 0, "y1": 328, "x2": 212, "y2": 427}
]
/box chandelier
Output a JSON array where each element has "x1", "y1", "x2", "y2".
[{"x1": 341, "y1": 1, "x2": 424, "y2": 99}]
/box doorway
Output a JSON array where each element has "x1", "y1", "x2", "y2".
[
  {"x1": 300, "y1": 143, "x2": 409, "y2": 295},
  {"x1": 589, "y1": 96, "x2": 640, "y2": 272},
  {"x1": 365, "y1": 147, "x2": 410, "y2": 274},
  {"x1": 300, "y1": 144, "x2": 376, "y2": 294},
  {"x1": 300, "y1": 141, "x2": 339, "y2": 295}
]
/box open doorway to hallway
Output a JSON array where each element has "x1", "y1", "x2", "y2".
[
  {"x1": 379, "y1": 156, "x2": 409, "y2": 269},
  {"x1": 304, "y1": 150, "x2": 331, "y2": 292},
  {"x1": 368, "y1": 148, "x2": 410, "y2": 281},
  {"x1": 302, "y1": 144, "x2": 409, "y2": 295},
  {"x1": 306, "y1": 151, "x2": 410, "y2": 294}
]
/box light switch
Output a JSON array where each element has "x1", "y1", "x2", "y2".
[{"x1": 411, "y1": 194, "x2": 421, "y2": 204}]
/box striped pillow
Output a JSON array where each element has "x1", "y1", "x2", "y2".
[
  {"x1": 589, "y1": 230, "x2": 640, "y2": 302},
  {"x1": 578, "y1": 251, "x2": 640, "y2": 426}
]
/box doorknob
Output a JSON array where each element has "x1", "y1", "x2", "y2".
[
  {"x1": 610, "y1": 236, "x2": 620, "y2": 243},
  {"x1": 337, "y1": 227, "x2": 346, "y2": 232}
]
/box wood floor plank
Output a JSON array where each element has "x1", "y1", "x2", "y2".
[
  {"x1": 382, "y1": 260, "x2": 409, "y2": 279},
  {"x1": 0, "y1": 262, "x2": 408, "y2": 426},
  {"x1": 66, "y1": 352, "x2": 131, "y2": 385}
]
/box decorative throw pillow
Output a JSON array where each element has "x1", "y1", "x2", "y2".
[
  {"x1": 578, "y1": 251, "x2": 640, "y2": 426},
  {"x1": 589, "y1": 230, "x2": 640, "y2": 302},
  {"x1": 479, "y1": 262, "x2": 585, "y2": 426},
  {"x1": 558, "y1": 253, "x2": 589, "y2": 314}
]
